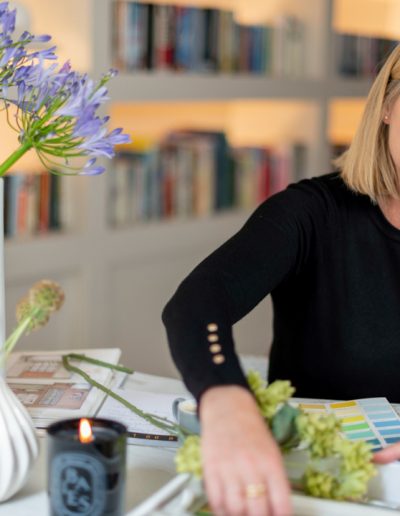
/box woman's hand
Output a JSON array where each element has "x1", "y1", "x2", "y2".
[
  {"x1": 373, "y1": 443, "x2": 400, "y2": 464},
  {"x1": 199, "y1": 385, "x2": 292, "y2": 516}
]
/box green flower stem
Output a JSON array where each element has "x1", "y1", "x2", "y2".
[
  {"x1": 0, "y1": 140, "x2": 32, "y2": 176},
  {"x1": 62, "y1": 354, "x2": 185, "y2": 437},
  {"x1": 66, "y1": 353, "x2": 134, "y2": 374},
  {"x1": 4, "y1": 306, "x2": 42, "y2": 356}
]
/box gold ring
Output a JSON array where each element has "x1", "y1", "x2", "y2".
[{"x1": 245, "y1": 483, "x2": 267, "y2": 498}]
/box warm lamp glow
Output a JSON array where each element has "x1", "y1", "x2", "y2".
[
  {"x1": 14, "y1": 0, "x2": 91, "y2": 71},
  {"x1": 110, "y1": 100, "x2": 317, "y2": 148},
  {"x1": 79, "y1": 418, "x2": 93, "y2": 443},
  {"x1": 333, "y1": 0, "x2": 400, "y2": 40},
  {"x1": 329, "y1": 99, "x2": 366, "y2": 145}
]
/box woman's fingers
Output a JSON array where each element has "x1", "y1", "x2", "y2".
[
  {"x1": 204, "y1": 452, "x2": 291, "y2": 516},
  {"x1": 373, "y1": 443, "x2": 400, "y2": 464},
  {"x1": 241, "y1": 465, "x2": 270, "y2": 516},
  {"x1": 199, "y1": 386, "x2": 293, "y2": 516},
  {"x1": 245, "y1": 485, "x2": 270, "y2": 516},
  {"x1": 203, "y1": 465, "x2": 225, "y2": 515},
  {"x1": 261, "y1": 449, "x2": 293, "y2": 516},
  {"x1": 223, "y1": 473, "x2": 248, "y2": 516},
  {"x1": 205, "y1": 470, "x2": 245, "y2": 516}
]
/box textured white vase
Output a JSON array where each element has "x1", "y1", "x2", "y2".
[
  {"x1": 0, "y1": 179, "x2": 39, "y2": 501},
  {"x1": 0, "y1": 377, "x2": 39, "y2": 501}
]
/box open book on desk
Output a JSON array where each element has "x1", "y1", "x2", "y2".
[
  {"x1": 6, "y1": 349, "x2": 184, "y2": 446},
  {"x1": 96, "y1": 388, "x2": 183, "y2": 447},
  {"x1": 6, "y1": 348, "x2": 124, "y2": 427}
]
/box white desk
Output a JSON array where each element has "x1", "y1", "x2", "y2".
[{"x1": 0, "y1": 370, "x2": 397, "y2": 516}]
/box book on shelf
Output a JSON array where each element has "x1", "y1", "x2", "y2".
[
  {"x1": 108, "y1": 133, "x2": 308, "y2": 228},
  {"x1": 3, "y1": 172, "x2": 67, "y2": 239},
  {"x1": 153, "y1": 4, "x2": 175, "y2": 70},
  {"x1": 112, "y1": 1, "x2": 305, "y2": 77},
  {"x1": 273, "y1": 15, "x2": 305, "y2": 78},
  {"x1": 335, "y1": 33, "x2": 398, "y2": 78}
]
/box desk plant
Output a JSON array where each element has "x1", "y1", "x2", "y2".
[{"x1": 0, "y1": 1, "x2": 129, "y2": 501}]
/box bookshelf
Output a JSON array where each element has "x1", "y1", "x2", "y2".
[{"x1": 1, "y1": 0, "x2": 393, "y2": 377}]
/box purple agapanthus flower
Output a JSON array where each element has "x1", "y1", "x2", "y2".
[
  {"x1": 7, "y1": 63, "x2": 130, "y2": 175},
  {"x1": 0, "y1": 2, "x2": 130, "y2": 176},
  {"x1": 0, "y1": 2, "x2": 56, "y2": 100}
]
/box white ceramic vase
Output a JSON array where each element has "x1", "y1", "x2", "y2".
[
  {"x1": 0, "y1": 377, "x2": 39, "y2": 501},
  {"x1": 0, "y1": 179, "x2": 39, "y2": 501}
]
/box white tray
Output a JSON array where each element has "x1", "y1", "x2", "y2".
[{"x1": 128, "y1": 459, "x2": 400, "y2": 516}]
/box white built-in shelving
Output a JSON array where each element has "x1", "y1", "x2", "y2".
[{"x1": 1, "y1": 0, "x2": 389, "y2": 376}]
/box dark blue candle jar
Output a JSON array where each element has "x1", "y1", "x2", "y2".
[{"x1": 47, "y1": 418, "x2": 127, "y2": 516}]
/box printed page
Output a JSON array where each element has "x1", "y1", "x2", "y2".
[
  {"x1": 7, "y1": 348, "x2": 124, "y2": 422},
  {"x1": 33, "y1": 369, "x2": 129, "y2": 432},
  {"x1": 6, "y1": 348, "x2": 121, "y2": 385},
  {"x1": 9, "y1": 379, "x2": 101, "y2": 419},
  {"x1": 97, "y1": 388, "x2": 182, "y2": 447}
]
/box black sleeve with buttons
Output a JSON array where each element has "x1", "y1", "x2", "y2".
[{"x1": 162, "y1": 173, "x2": 341, "y2": 405}]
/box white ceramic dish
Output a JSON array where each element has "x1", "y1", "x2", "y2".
[{"x1": 128, "y1": 459, "x2": 400, "y2": 515}]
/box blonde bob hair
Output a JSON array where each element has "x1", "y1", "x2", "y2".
[{"x1": 333, "y1": 44, "x2": 400, "y2": 202}]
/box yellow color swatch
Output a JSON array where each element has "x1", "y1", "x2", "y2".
[
  {"x1": 299, "y1": 404, "x2": 326, "y2": 410},
  {"x1": 331, "y1": 401, "x2": 357, "y2": 409},
  {"x1": 341, "y1": 415, "x2": 365, "y2": 424}
]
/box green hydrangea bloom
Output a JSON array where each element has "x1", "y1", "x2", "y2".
[
  {"x1": 334, "y1": 440, "x2": 376, "y2": 500},
  {"x1": 174, "y1": 373, "x2": 377, "y2": 504},
  {"x1": 301, "y1": 432, "x2": 376, "y2": 500},
  {"x1": 303, "y1": 468, "x2": 338, "y2": 499},
  {"x1": 175, "y1": 435, "x2": 202, "y2": 478},
  {"x1": 296, "y1": 412, "x2": 343, "y2": 458},
  {"x1": 247, "y1": 372, "x2": 295, "y2": 420}
]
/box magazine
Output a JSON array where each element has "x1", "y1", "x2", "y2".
[{"x1": 6, "y1": 348, "x2": 123, "y2": 425}]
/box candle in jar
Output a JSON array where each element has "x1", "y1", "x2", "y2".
[{"x1": 47, "y1": 417, "x2": 127, "y2": 516}]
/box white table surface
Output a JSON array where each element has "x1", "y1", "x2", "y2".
[{"x1": 0, "y1": 364, "x2": 397, "y2": 516}]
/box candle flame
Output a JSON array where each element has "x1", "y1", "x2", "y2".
[{"x1": 79, "y1": 418, "x2": 93, "y2": 443}]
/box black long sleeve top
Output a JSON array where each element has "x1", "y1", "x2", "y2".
[{"x1": 162, "y1": 172, "x2": 400, "y2": 404}]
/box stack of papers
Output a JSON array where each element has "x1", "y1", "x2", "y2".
[{"x1": 6, "y1": 348, "x2": 124, "y2": 428}]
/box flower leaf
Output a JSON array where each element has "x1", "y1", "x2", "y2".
[{"x1": 271, "y1": 403, "x2": 301, "y2": 447}]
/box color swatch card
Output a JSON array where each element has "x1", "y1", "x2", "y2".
[{"x1": 298, "y1": 398, "x2": 400, "y2": 452}]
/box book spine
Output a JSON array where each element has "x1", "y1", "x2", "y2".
[{"x1": 38, "y1": 173, "x2": 50, "y2": 233}]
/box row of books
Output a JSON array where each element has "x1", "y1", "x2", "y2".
[
  {"x1": 335, "y1": 33, "x2": 398, "y2": 78},
  {"x1": 113, "y1": 1, "x2": 305, "y2": 76},
  {"x1": 108, "y1": 130, "x2": 308, "y2": 227},
  {"x1": 3, "y1": 173, "x2": 67, "y2": 239}
]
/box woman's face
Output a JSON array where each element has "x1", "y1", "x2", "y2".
[{"x1": 386, "y1": 96, "x2": 400, "y2": 172}]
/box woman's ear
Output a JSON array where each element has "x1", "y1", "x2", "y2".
[{"x1": 383, "y1": 112, "x2": 390, "y2": 124}]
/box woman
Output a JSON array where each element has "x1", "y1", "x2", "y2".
[{"x1": 162, "y1": 45, "x2": 400, "y2": 516}]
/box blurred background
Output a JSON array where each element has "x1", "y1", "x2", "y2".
[{"x1": 1, "y1": 0, "x2": 397, "y2": 376}]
